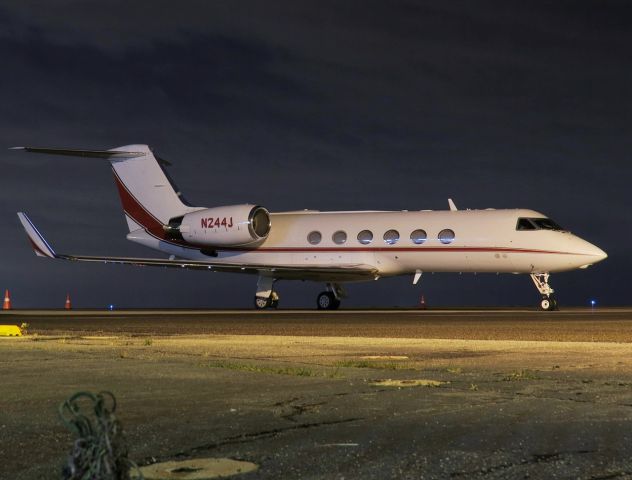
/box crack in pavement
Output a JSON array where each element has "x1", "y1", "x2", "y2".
[
  {"x1": 142, "y1": 417, "x2": 364, "y2": 465},
  {"x1": 270, "y1": 396, "x2": 329, "y2": 422},
  {"x1": 587, "y1": 471, "x2": 632, "y2": 480},
  {"x1": 272, "y1": 397, "x2": 301, "y2": 407},
  {"x1": 449, "y1": 449, "x2": 595, "y2": 477},
  {"x1": 514, "y1": 391, "x2": 593, "y2": 404},
  {"x1": 280, "y1": 402, "x2": 328, "y2": 423},
  {"x1": 515, "y1": 391, "x2": 632, "y2": 409}
]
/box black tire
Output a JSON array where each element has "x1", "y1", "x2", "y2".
[
  {"x1": 540, "y1": 297, "x2": 555, "y2": 311},
  {"x1": 317, "y1": 292, "x2": 335, "y2": 310},
  {"x1": 254, "y1": 296, "x2": 271, "y2": 309}
]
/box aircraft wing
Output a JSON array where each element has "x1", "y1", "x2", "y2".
[{"x1": 17, "y1": 212, "x2": 378, "y2": 282}]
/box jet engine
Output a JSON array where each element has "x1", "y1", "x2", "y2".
[{"x1": 165, "y1": 205, "x2": 271, "y2": 247}]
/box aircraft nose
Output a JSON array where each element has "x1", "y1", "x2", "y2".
[
  {"x1": 581, "y1": 240, "x2": 607, "y2": 265},
  {"x1": 591, "y1": 245, "x2": 608, "y2": 263}
]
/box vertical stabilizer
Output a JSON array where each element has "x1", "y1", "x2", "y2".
[{"x1": 108, "y1": 145, "x2": 197, "y2": 234}]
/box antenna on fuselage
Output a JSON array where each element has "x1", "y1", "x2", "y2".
[{"x1": 448, "y1": 198, "x2": 458, "y2": 211}]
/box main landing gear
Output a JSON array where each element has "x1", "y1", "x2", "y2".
[
  {"x1": 254, "y1": 291, "x2": 279, "y2": 309},
  {"x1": 254, "y1": 276, "x2": 279, "y2": 310},
  {"x1": 255, "y1": 292, "x2": 279, "y2": 310},
  {"x1": 253, "y1": 276, "x2": 347, "y2": 310},
  {"x1": 317, "y1": 292, "x2": 339, "y2": 310},
  {"x1": 316, "y1": 283, "x2": 345, "y2": 310},
  {"x1": 530, "y1": 273, "x2": 558, "y2": 311}
]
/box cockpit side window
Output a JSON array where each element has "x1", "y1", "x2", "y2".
[{"x1": 516, "y1": 218, "x2": 536, "y2": 231}]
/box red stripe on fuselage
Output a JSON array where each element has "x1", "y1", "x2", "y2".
[{"x1": 214, "y1": 246, "x2": 584, "y2": 255}]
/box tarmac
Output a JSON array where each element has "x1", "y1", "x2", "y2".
[{"x1": 2, "y1": 308, "x2": 632, "y2": 479}]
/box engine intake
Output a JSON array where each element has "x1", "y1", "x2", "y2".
[{"x1": 165, "y1": 205, "x2": 270, "y2": 248}]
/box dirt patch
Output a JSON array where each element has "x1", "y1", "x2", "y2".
[{"x1": 370, "y1": 379, "x2": 449, "y2": 388}]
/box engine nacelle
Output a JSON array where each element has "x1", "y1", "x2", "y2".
[{"x1": 165, "y1": 205, "x2": 271, "y2": 248}]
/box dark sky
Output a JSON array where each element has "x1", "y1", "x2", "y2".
[{"x1": 1, "y1": 1, "x2": 629, "y2": 308}]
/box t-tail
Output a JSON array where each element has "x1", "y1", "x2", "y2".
[
  {"x1": 106, "y1": 145, "x2": 199, "y2": 235},
  {"x1": 10, "y1": 145, "x2": 198, "y2": 239}
]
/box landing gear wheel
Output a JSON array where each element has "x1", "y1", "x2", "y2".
[
  {"x1": 540, "y1": 296, "x2": 558, "y2": 311},
  {"x1": 531, "y1": 274, "x2": 558, "y2": 311},
  {"x1": 317, "y1": 292, "x2": 340, "y2": 310},
  {"x1": 540, "y1": 297, "x2": 551, "y2": 311},
  {"x1": 254, "y1": 296, "x2": 271, "y2": 309},
  {"x1": 254, "y1": 290, "x2": 279, "y2": 309}
]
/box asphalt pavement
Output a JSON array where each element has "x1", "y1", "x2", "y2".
[{"x1": 2, "y1": 308, "x2": 632, "y2": 479}]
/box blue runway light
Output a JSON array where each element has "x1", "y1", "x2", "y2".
[
  {"x1": 590, "y1": 300, "x2": 596, "y2": 307},
  {"x1": 109, "y1": 304, "x2": 114, "y2": 311}
]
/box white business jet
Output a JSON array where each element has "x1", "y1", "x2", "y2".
[{"x1": 13, "y1": 145, "x2": 607, "y2": 310}]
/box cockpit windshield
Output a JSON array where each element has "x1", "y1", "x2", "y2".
[
  {"x1": 516, "y1": 217, "x2": 565, "y2": 232},
  {"x1": 516, "y1": 218, "x2": 536, "y2": 231},
  {"x1": 532, "y1": 218, "x2": 564, "y2": 231}
]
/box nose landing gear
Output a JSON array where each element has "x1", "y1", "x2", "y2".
[
  {"x1": 530, "y1": 273, "x2": 558, "y2": 311},
  {"x1": 539, "y1": 296, "x2": 557, "y2": 311}
]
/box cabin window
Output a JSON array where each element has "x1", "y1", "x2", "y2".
[
  {"x1": 410, "y1": 229, "x2": 427, "y2": 245},
  {"x1": 516, "y1": 218, "x2": 536, "y2": 231},
  {"x1": 307, "y1": 231, "x2": 322, "y2": 245},
  {"x1": 357, "y1": 230, "x2": 373, "y2": 245},
  {"x1": 383, "y1": 229, "x2": 400, "y2": 245},
  {"x1": 438, "y1": 229, "x2": 455, "y2": 244},
  {"x1": 332, "y1": 230, "x2": 347, "y2": 245}
]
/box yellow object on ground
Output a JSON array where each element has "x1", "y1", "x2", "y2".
[{"x1": 0, "y1": 325, "x2": 22, "y2": 336}]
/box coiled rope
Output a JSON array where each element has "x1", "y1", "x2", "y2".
[{"x1": 59, "y1": 391, "x2": 143, "y2": 480}]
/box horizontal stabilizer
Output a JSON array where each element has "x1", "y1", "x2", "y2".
[
  {"x1": 17, "y1": 212, "x2": 56, "y2": 258},
  {"x1": 10, "y1": 146, "x2": 146, "y2": 159},
  {"x1": 10, "y1": 146, "x2": 173, "y2": 166}
]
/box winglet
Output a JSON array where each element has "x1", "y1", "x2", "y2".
[
  {"x1": 16, "y1": 212, "x2": 57, "y2": 258},
  {"x1": 448, "y1": 198, "x2": 458, "y2": 211}
]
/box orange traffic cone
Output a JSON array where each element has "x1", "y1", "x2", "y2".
[
  {"x1": 419, "y1": 294, "x2": 427, "y2": 310},
  {"x1": 3, "y1": 289, "x2": 11, "y2": 310},
  {"x1": 65, "y1": 293, "x2": 72, "y2": 310}
]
